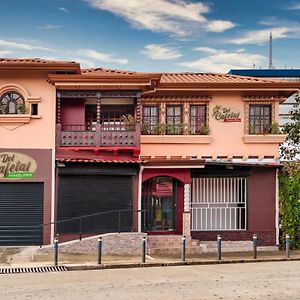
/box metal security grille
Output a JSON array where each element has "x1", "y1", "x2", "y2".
[
  {"x1": 191, "y1": 178, "x2": 247, "y2": 231},
  {"x1": 0, "y1": 183, "x2": 44, "y2": 246}
]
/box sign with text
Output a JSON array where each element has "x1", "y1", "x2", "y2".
[
  {"x1": 212, "y1": 105, "x2": 241, "y2": 122},
  {"x1": 0, "y1": 152, "x2": 37, "y2": 179}
]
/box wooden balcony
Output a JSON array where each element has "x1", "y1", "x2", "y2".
[{"x1": 56, "y1": 123, "x2": 140, "y2": 148}]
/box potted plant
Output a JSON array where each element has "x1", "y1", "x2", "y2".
[
  {"x1": 199, "y1": 124, "x2": 210, "y2": 135},
  {"x1": 17, "y1": 102, "x2": 26, "y2": 114},
  {"x1": 268, "y1": 122, "x2": 280, "y2": 134},
  {"x1": 154, "y1": 123, "x2": 167, "y2": 135},
  {"x1": 0, "y1": 103, "x2": 7, "y2": 114},
  {"x1": 121, "y1": 114, "x2": 135, "y2": 131}
]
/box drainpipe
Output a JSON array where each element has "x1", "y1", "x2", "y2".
[
  {"x1": 138, "y1": 165, "x2": 144, "y2": 233},
  {"x1": 275, "y1": 168, "x2": 279, "y2": 245},
  {"x1": 50, "y1": 148, "x2": 56, "y2": 244}
]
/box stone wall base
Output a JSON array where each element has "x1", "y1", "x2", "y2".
[
  {"x1": 191, "y1": 231, "x2": 276, "y2": 246},
  {"x1": 38, "y1": 232, "x2": 147, "y2": 256},
  {"x1": 147, "y1": 235, "x2": 201, "y2": 255}
]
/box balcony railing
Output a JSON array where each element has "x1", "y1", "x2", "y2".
[
  {"x1": 141, "y1": 123, "x2": 210, "y2": 135},
  {"x1": 57, "y1": 123, "x2": 139, "y2": 147}
]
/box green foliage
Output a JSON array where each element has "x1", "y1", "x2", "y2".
[
  {"x1": 279, "y1": 162, "x2": 300, "y2": 249},
  {"x1": 268, "y1": 122, "x2": 280, "y2": 134},
  {"x1": 281, "y1": 92, "x2": 300, "y2": 160},
  {"x1": 141, "y1": 122, "x2": 210, "y2": 135},
  {"x1": 17, "y1": 103, "x2": 26, "y2": 114},
  {"x1": 0, "y1": 102, "x2": 7, "y2": 114},
  {"x1": 121, "y1": 114, "x2": 135, "y2": 130}
]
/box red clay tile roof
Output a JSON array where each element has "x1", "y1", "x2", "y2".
[
  {"x1": 81, "y1": 69, "x2": 291, "y2": 85},
  {"x1": 0, "y1": 58, "x2": 80, "y2": 73},
  {"x1": 0, "y1": 58, "x2": 78, "y2": 65},
  {"x1": 81, "y1": 68, "x2": 138, "y2": 76},
  {"x1": 160, "y1": 73, "x2": 283, "y2": 84}
]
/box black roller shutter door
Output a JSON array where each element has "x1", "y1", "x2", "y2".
[
  {"x1": 58, "y1": 175, "x2": 133, "y2": 234},
  {"x1": 0, "y1": 183, "x2": 44, "y2": 246}
]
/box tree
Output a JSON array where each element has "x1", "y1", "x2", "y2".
[
  {"x1": 280, "y1": 91, "x2": 300, "y2": 161},
  {"x1": 279, "y1": 162, "x2": 300, "y2": 248},
  {"x1": 279, "y1": 91, "x2": 300, "y2": 248}
]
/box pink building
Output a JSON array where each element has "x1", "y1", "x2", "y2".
[{"x1": 0, "y1": 58, "x2": 298, "y2": 250}]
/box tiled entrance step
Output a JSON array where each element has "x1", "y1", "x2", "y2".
[{"x1": 147, "y1": 235, "x2": 201, "y2": 255}]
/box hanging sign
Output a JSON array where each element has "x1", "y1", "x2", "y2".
[
  {"x1": 0, "y1": 152, "x2": 37, "y2": 179},
  {"x1": 212, "y1": 105, "x2": 241, "y2": 122}
]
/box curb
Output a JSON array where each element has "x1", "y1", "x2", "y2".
[{"x1": 65, "y1": 257, "x2": 300, "y2": 272}]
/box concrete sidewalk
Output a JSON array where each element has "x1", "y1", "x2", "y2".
[{"x1": 1, "y1": 247, "x2": 300, "y2": 271}]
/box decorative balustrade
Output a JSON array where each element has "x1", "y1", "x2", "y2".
[{"x1": 57, "y1": 123, "x2": 139, "y2": 147}]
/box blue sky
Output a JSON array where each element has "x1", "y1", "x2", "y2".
[{"x1": 0, "y1": 0, "x2": 300, "y2": 72}]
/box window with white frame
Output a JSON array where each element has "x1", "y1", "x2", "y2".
[{"x1": 191, "y1": 177, "x2": 247, "y2": 231}]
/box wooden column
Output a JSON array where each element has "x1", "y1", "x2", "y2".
[
  {"x1": 56, "y1": 91, "x2": 62, "y2": 147},
  {"x1": 135, "y1": 95, "x2": 141, "y2": 147},
  {"x1": 95, "y1": 92, "x2": 101, "y2": 147}
]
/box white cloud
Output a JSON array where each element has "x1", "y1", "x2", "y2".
[
  {"x1": 230, "y1": 27, "x2": 292, "y2": 44},
  {"x1": 142, "y1": 44, "x2": 182, "y2": 60},
  {"x1": 0, "y1": 50, "x2": 12, "y2": 56},
  {"x1": 179, "y1": 47, "x2": 266, "y2": 73},
  {"x1": 78, "y1": 48, "x2": 128, "y2": 64},
  {"x1": 206, "y1": 20, "x2": 235, "y2": 32},
  {"x1": 38, "y1": 24, "x2": 62, "y2": 30},
  {"x1": 59, "y1": 7, "x2": 69, "y2": 13},
  {"x1": 85, "y1": 0, "x2": 235, "y2": 36},
  {"x1": 193, "y1": 46, "x2": 218, "y2": 54},
  {"x1": 286, "y1": 2, "x2": 300, "y2": 9},
  {"x1": 74, "y1": 58, "x2": 95, "y2": 68},
  {"x1": 0, "y1": 38, "x2": 53, "y2": 51}
]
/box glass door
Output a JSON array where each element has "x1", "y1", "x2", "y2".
[{"x1": 142, "y1": 176, "x2": 178, "y2": 232}]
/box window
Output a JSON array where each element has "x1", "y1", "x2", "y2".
[
  {"x1": 0, "y1": 92, "x2": 25, "y2": 114},
  {"x1": 166, "y1": 105, "x2": 183, "y2": 135},
  {"x1": 191, "y1": 177, "x2": 247, "y2": 231},
  {"x1": 142, "y1": 105, "x2": 159, "y2": 134},
  {"x1": 249, "y1": 104, "x2": 272, "y2": 134},
  {"x1": 31, "y1": 104, "x2": 38, "y2": 116},
  {"x1": 190, "y1": 105, "x2": 207, "y2": 134},
  {"x1": 85, "y1": 104, "x2": 134, "y2": 131}
]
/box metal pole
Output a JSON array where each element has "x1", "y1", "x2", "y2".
[
  {"x1": 97, "y1": 237, "x2": 102, "y2": 265},
  {"x1": 79, "y1": 218, "x2": 82, "y2": 241},
  {"x1": 217, "y1": 235, "x2": 222, "y2": 261},
  {"x1": 253, "y1": 234, "x2": 258, "y2": 259},
  {"x1": 182, "y1": 235, "x2": 186, "y2": 261},
  {"x1": 118, "y1": 211, "x2": 121, "y2": 233},
  {"x1": 39, "y1": 225, "x2": 43, "y2": 248},
  {"x1": 54, "y1": 236, "x2": 59, "y2": 266},
  {"x1": 143, "y1": 210, "x2": 146, "y2": 232},
  {"x1": 286, "y1": 234, "x2": 290, "y2": 258},
  {"x1": 142, "y1": 237, "x2": 146, "y2": 263}
]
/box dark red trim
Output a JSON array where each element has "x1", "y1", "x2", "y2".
[
  {"x1": 142, "y1": 168, "x2": 190, "y2": 184},
  {"x1": 57, "y1": 146, "x2": 140, "y2": 157}
]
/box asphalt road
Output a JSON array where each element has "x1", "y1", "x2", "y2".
[{"x1": 1, "y1": 261, "x2": 300, "y2": 300}]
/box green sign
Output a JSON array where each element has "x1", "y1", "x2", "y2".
[{"x1": 4, "y1": 172, "x2": 33, "y2": 179}]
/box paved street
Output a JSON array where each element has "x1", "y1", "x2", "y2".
[{"x1": 1, "y1": 261, "x2": 300, "y2": 300}]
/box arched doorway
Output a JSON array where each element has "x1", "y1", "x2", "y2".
[{"x1": 142, "y1": 176, "x2": 179, "y2": 232}]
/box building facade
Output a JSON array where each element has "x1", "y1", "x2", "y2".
[
  {"x1": 0, "y1": 59, "x2": 299, "y2": 248},
  {"x1": 228, "y1": 69, "x2": 300, "y2": 126}
]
